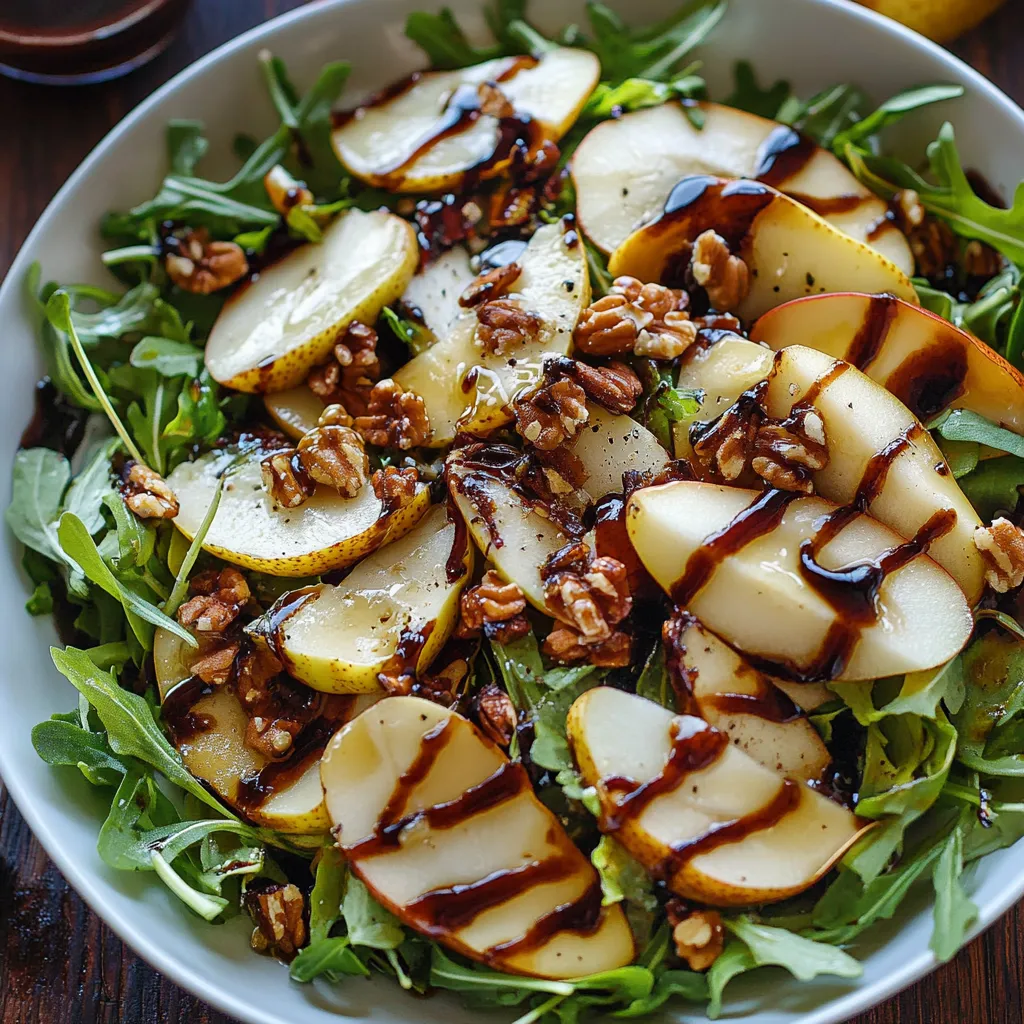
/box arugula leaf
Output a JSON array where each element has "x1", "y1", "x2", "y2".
[
  {"x1": 930, "y1": 818, "x2": 978, "y2": 961},
  {"x1": 151, "y1": 849, "x2": 230, "y2": 921},
  {"x1": 832, "y1": 84, "x2": 964, "y2": 150},
  {"x1": 613, "y1": 968, "x2": 707, "y2": 1018},
  {"x1": 706, "y1": 940, "x2": 755, "y2": 1019},
  {"x1": 592, "y1": 836, "x2": 657, "y2": 910},
  {"x1": 343, "y1": 875, "x2": 405, "y2": 950},
  {"x1": 381, "y1": 305, "x2": 434, "y2": 355},
  {"x1": 130, "y1": 337, "x2": 205, "y2": 378},
  {"x1": 163, "y1": 473, "x2": 224, "y2": 618},
  {"x1": 50, "y1": 646, "x2": 223, "y2": 812},
  {"x1": 405, "y1": 8, "x2": 502, "y2": 70},
  {"x1": 309, "y1": 844, "x2": 346, "y2": 944},
  {"x1": 581, "y1": 71, "x2": 706, "y2": 121},
  {"x1": 725, "y1": 61, "x2": 792, "y2": 119},
  {"x1": 290, "y1": 938, "x2": 370, "y2": 982},
  {"x1": 6, "y1": 447, "x2": 70, "y2": 562},
  {"x1": 636, "y1": 359, "x2": 701, "y2": 449},
  {"x1": 959, "y1": 456, "x2": 1024, "y2": 520},
  {"x1": 935, "y1": 409, "x2": 1024, "y2": 458},
  {"x1": 829, "y1": 659, "x2": 963, "y2": 725},
  {"x1": 167, "y1": 119, "x2": 209, "y2": 176},
  {"x1": 31, "y1": 713, "x2": 128, "y2": 786},
  {"x1": 635, "y1": 641, "x2": 674, "y2": 709},
  {"x1": 65, "y1": 440, "x2": 119, "y2": 536}
]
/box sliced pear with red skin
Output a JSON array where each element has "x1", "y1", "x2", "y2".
[
  {"x1": 332, "y1": 50, "x2": 600, "y2": 193},
  {"x1": 399, "y1": 246, "x2": 476, "y2": 343},
  {"x1": 251, "y1": 505, "x2": 472, "y2": 695},
  {"x1": 263, "y1": 386, "x2": 326, "y2": 440},
  {"x1": 572, "y1": 101, "x2": 913, "y2": 273},
  {"x1": 153, "y1": 627, "x2": 378, "y2": 833},
  {"x1": 751, "y1": 292, "x2": 1024, "y2": 434},
  {"x1": 607, "y1": 176, "x2": 918, "y2": 322},
  {"x1": 762, "y1": 344, "x2": 985, "y2": 602},
  {"x1": 167, "y1": 444, "x2": 430, "y2": 577},
  {"x1": 205, "y1": 209, "x2": 418, "y2": 394},
  {"x1": 321, "y1": 695, "x2": 634, "y2": 977},
  {"x1": 669, "y1": 616, "x2": 830, "y2": 781},
  {"x1": 627, "y1": 481, "x2": 973, "y2": 681},
  {"x1": 567, "y1": 686, "x2": 865, "y2": 906},
  {"x1": 395, "y1": 220, "x2": 588, "y2": 446}
]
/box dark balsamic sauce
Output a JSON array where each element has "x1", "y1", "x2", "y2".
[
  {"x1": 885, "y1": 336, "x2": 969, "y2": 421},
  {"x1": 161, "y1": 677, "x2": 215, "y2": 744},
  {"x1": 593, "y1": 492, "x2": 657, "y2": 600},
  {"x1": 259, "y1": 586, "x2": 321, "y2": 671},
  {"x1": 378, "y1": 717, "x2": 453, "y2": 827},
  {"x1": 445, "y1": 493, "x2": 471, "y2": 583},
  {"x1": 20, "y1": 379, "x2": 89, "y2": 456},
  {"x1": 753, "y1": 126, "x2": 816, "y2": 185},
  {"x1": 484, "y1": 881, "x2": 604, "y2": 959},
  {"x1": 703, "y1": 688, "x2": 801, "y2": 724},
  {"x1": 845, "y1": 294, "x2": 899, "y2": 371},
  {"x1": 659, "y1": 176, "x2": 774, "y2": 256}
]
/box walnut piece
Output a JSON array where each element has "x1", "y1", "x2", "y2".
[
  {"x1": 177, "y1": 568, "x2": 251, "y2": 633},
  {"x1": 474, "y1": 683, "x2": 517, "y2": 748},
  {"x1": 750, "y1": 409, "x2": 829, "y2": 493},
  {"x1": 121, "y1": 461, "x2": 179, "y2": 520},
  {"x1": 246, "y1": 882, "x2": 307, "y2": 961},
  {"x1": 514, "y1": 377, "x2": 589, "y2": 451},
  {"x1": 633, "y1": 310, "x2": 698, "y2": 360},
  {"x1": 690, "y1": 230, "x2": 750, "y2": 312},
  {"x1": 691, "y1": 397, "x2": 762, "y2": 482},
  {"x1": 476, "y1": 298, "x2": 543, "y2": 355},
  {"x1": 456, "y1": 569, "x2": 530, "y2": 644},
  {"x1": 459, "y1": 262, "x2": 521, "y2": 308},
  {"x1": 543, "y1": 625, "x2": 631, "y2": 667},
  {"x1": 296, "y1": 424, "x2": 368, "y2": 497},
  {"x1": 610, "y1": 276, "x2": 688, "y2": 321},
  {"x1": 307, "y1": 321, "x2": 380, "y2": 415},
  {"x1": 165, "y1": 228, "x2": 248, "y2": 295},
  {"x1": 573, "y1": 294, "x2": 645, "y2": 356},
  {"x1": 371, "y1": 465, "x2": 419, "y2": 513},
  {"x1": 477, "y1": 81, "x2": 515, "y2": 118},
  {"x1": 974, "y1": 518, "x2": 1024, "y2": 593},
  {"x1": 576, "y1": 283, "x2": 694, "y2": 360},
  {"x1": 566, "y1": 359, "x2": 643, "y2": 415},
  {"x1": 263, "y1": 165, "x2": 314, "y2": 214},
  {"x1": 261, "y1": 450, "x2": 315, "y2": 509},
  {"x1": 236, "y1": 646, "x2": 285, "y2": 711},
  {"x1": 189, "y1": 640, "x2": 240, "y2": 686},
  {"x1": 353, "y1": 379, "x2": 431, "y2": 449},
  {"x1": 963, "y1": 239, "x2": 1004, "y2": 278},
  {"x1": 671, "y1": 908, "x2": 724, "y2": 972}
]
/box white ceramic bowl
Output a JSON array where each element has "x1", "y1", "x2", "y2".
[{"x1": 1, "y1": 1, "x2": 1022, "y2": 1021}]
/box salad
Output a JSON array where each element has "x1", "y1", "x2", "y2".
[{"x1": 9, "y1": 0, "x2": 1024, "y2": 1019}]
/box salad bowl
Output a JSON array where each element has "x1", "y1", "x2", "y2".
[{"x1": 1, "y1": 1, "x2": 1024, "y2": 1023}]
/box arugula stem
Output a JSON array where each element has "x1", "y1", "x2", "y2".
[
  {"x1": 151, "y1": 380, "x2": 165, "y2": 475},
  {"x1": 512, "y1": 994, "x2": 567, "y2": 1024},
  {"x1": 164, "y1": 475, "x2": 225, "y2": 618},
  {"x1": 46, "y1": 291, "x2": 148, "y2": 467}
]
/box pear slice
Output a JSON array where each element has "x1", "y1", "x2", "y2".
[
  {"x1": 751, "y1": 292, "x2": 1024, "y2": 433},
  {"x1": 153, "y1": 627, "x2": 378, "y2": 833},
  {"x1": 572, "y1": 405, "x2": 669, "y2": 502},
  {"x1": 321, "y1": 695, "x2": 634, "y2": 978},
  {"x1": 394, "y1": 220, "x2": 588, "y2": 445},
  {"x1": 205, "y1": 209, "x2": 418, "y2": 393},
  {"x1": 572, "y1": 101, "x2": 913, "y2": 273},
  {"x1": 567, "y1": 687, "x2": 864, "y2": 906},
  {"x1": 762, "y1": 344, "x2": 985, "y2": 602},
  {"x1": 669, "y1": 616, "x2": 830, "y2": 781},
  {"x1": 399, "y1": 245, "x2": 476, "y2": 343},
  {"x1": 331, "y1": 49, "x2": 600, "y2": 193},
  {"x1": 607, "y1": 176, "x2": 917, "y2": 321},
  {"x1": 251, "y1": 506, "x2": 472, "y2": 694},
  {"x1": 263, "y1": 386, "x2": 326, "y2": 440},
  {"x1": 627, "y1": 481, "x2": 973, "y2": 681},
  {"x1": 166, "y1": 444, "x2": 430, "y2": 577}
]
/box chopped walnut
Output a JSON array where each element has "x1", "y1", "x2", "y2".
[
  {"x1": 892, "y1": 189, "x2": 925, "y2": 231},
  {"x1": 120, "y1": 461, "x2": 179, "y2": 520},
  {"x1": 514, "y1": 377, "x2": 589, "y2": 451},
  {"x1": 963, "y1": 239, "x2": 1004, "y2": 278},
  {"x1": 456, "y1": 570, "x2": 530, "y2": 643},
  {"x1": 246, "y1": 882, "x2": 306, "y2": 961},
  {"x1": 573, "y1": 294, "x2": 647, "y2": 356},
  {"x1": 459, "y1": 261, "x2": 521, "y2": 308},
  {"x1": 633, "y1": 310, "x2": 698, "y2": 360},
  {"x1": 690, "y1": 230, "x2": 750, "y2": 312},
  {"x1": 236, "y1": 645, "x2": 285, "y2": 710},
  {"x1": 476, "y1": 298, "x2": 543, "y2": 355},
  {"x1": 165, "y1": 228, "x2": 248, "y2": 294},
  {"x1": 296, "y1": 424, "x2": 368, "y2": 497},
  {"x1": 263, "y1": 165, "x2": 314, "y2": 214},
  {"x1": 474, "y1": 683, "x2": 517, "y2": 748},
  {"x1": 261, "y1": 450, "x2": 314, "y2": 509},
  {"x1": 750, "y1": 409, "x2": 829, "y2": 493},
  {"x1": 974, "y1": 518, "x2": 1024, "y2": 593},
  {"x1": 306, "y1": 321, "x2": 380, "y2": 415},
  {"x1": 543, "y1": 625, "x2": 632, "y2": 667},
  {"x1": 318, "y1": 403, "x2": 354, "y2": 427},
  {"x1": 177, "y1": 568, "x2": 251, "y2": 633},
  {"x1": 563, "y1": 359, "x2": 643, "y2": 415},
  {"x1": 477, "y1": 81, "x2": 515, "y2": 118},
  {"x1": 371, "y1": 465, "x2": 419, "y2": 513},
  {"x1": 415, "y1": 656, "x2": 470, "y2": 707},
  {"x1": 691, "y1": 395, "x2": 763, "y2": 482},
  {"x1": 904, "y1": 214, "x2": 958, "y2": 280},
  {"x1": 609, "y1": 276, "x2": 688, "y2": 320},
  {"x1": 353, "y1": 379, "x2": 431, "y2": 450},
  {"x1": 670, "y1": 908, "x2": 724, "y2": 972},
  {"x1": 189, "y1": 641, "x2": 240, "y2": 686},
  {"x1": 245, "y1": 712, "x2": 303, "y2": 759}
]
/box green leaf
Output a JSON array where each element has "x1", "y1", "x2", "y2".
[
  {"x1": 725, "y1": 61, "x2": 792, "y2": 119},
  {"x1": 725, "y1": 916, "x2": 862, "y2": 983},
  {"x1": 5, "y1": 447, "x2": 70, "y2": 561},
  {"x1": 151, "y1": 849, "x2": 230, "y2": 921},
  {"x1": 830, "y1": 659, "x2": 963, "y2": 725},
  {"x1": 343, "y1": 875, "x2": 405, "y2": 950},
  {"x1": 636, "y1": 641, "x2": 675, "y2": 709},
  {"x1": 582, "y1": 72, "x2": 706, "y2": 121},
  {"x1": 167, "y1": 119, "x2": 209, "y2": 176},
  {"x1": 430, "y1": 946, "x2": 575, "y2": 998},
  {"x1": 706, "y1": 939, "x2": 755, "y2": 1019},
  {"x1": 612, "y1": 968, "x2": 707, "y2": 1018},
  {"x1": 49, "y1": 645, "x2": 223, "y2": 813},
  {"x1": 130, "y1": 336, "x2": 204, "y2": 378},
  {"x1": 309, "y1": 844, "x2": 346, "y2": 944},
  {"x1": 31, "y1": 715, "x2": 127, "y2": 786},
  {"x1": 163, "y1": 473, "x2": 224, "y2": 618},
  {"x1": 381, "y1": 305, "x2": 434, "y2": 355},
  {"x1": 935, "y1": 409, "x2": 1024, "y2": 458},
  {"x1": 25, "y1": 581, "x2": 54, "y2": 616},
  {"x1": 290, "y1": 938, "x2": 370, "y2": 982},
  {"x1": 832, "y1": 84, "x2": 964, "y2": 150},
  {"x1": 404, "y1": 8, "x2": 501, "y2": 70},
  {"x1": 591, "y1": 835, "x2": 657, "y2": 911},
  {"x1": 65, "y1": 439, "x2": 119, "y2": 535},
  {"x1": 959, "y1": 456, "x2": 1024, "y2": 520},
  {"x1": 930, "y1": 821, "x2": 978, "y2": 961},
  {"x1": 57, "y1": 512, "x2": 196, "y2": 650}
]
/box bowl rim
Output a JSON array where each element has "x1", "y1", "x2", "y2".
[{"x1": 2, "y1": 1, "x2": 1024, "y2": 1022}]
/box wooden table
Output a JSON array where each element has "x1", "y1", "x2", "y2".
[{"x1": 1, "y1": 1, "x2": 1023, "y2": 1021}]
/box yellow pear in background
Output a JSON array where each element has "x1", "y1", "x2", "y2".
[{"x1": 857, "y1": 0, "x2": 1005, "y2": 43}]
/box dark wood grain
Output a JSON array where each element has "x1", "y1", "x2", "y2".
[{"x1": 1, "y1": 1, "x2": 1023, "y2": 1021}]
